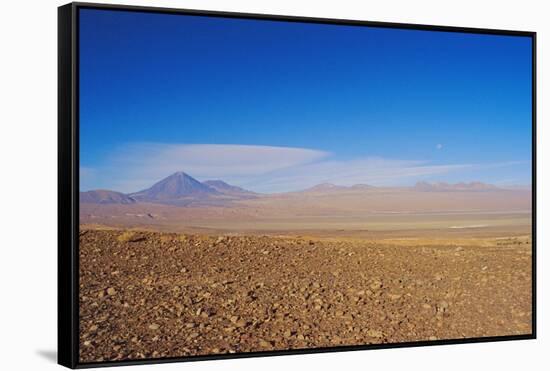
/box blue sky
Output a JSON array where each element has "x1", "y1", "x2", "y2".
[{"x1": 79, "y1": 8, "x2": 532, "y2": 193}]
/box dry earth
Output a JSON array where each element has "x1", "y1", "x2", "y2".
[
  {"x1": 78, "y1": 229, "x2": 532, "y2": 363},
  {"x1": 80, "y1": 187, "x2": 531, "y2": 234}
]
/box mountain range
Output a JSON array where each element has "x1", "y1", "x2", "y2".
[
  {"x1": 80, "y1": 172, "x2": 257, "y2": 205},
  {"x1": 80, "y1": 171, "x2": 507, "y2": 206},
  {"x1": 413, "y1": 181, "x2": 499, "y2": 192},
  {"x1": 79, "y1": 189, "x2": 137, "y2": 205},
  {"x1": 129, "y1": 172, "x2": 221, "y2": 202}
]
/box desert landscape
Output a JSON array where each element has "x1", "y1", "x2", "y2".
[
  {"x1": 79, "y1": 172, "x2": 532, "y2": 362},
  {"x1": 80, "y1": 172, "x2": 531, "y2": 235},
  {"x1": 74, "y1": 9, "x2": 534, "y2": 364}
]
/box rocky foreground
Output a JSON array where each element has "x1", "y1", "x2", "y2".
[{"x1": 79, "y1": 229, "x2": 532, "y2": 363}]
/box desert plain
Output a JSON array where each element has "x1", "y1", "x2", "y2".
[{"x1": 78, "y1": 173, "x2": 533, "y2": 362}]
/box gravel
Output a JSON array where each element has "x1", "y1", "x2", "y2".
[{"x1": 79, "y1": 230, "x2": 532, "y2": 362}]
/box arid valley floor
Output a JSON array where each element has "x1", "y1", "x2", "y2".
[
  {"x1": 79, "y1": 175, "x2": 532, "y2": 362},
  {"x1": 79, "y1": 226, "x2": 532, "y2": 362}
]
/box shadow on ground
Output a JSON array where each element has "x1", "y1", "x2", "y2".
[{"x1": 36, "y1": 350, "x2": 57, "y2": 363}]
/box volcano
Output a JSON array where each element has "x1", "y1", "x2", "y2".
[{"x1": 129, "y1": 172, "x2": 219, "y2": 202}]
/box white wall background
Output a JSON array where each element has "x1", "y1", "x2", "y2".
[{"x1": 0, "y1": 0, "x2": 546, "y2": 370}]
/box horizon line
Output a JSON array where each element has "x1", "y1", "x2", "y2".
[{"x1": 79, "y1": 170, "x2": 533, "y2": 195}]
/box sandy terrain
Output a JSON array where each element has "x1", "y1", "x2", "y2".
[
  {"x1": 80, "y1": 187, "x2": 531, "y2": 235},
  {"x1": 79, "y1": 228, "x2": 532, "y2": 363}
]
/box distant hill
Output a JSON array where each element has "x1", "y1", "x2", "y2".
[
  {"x1": 129, "y1": 172, "x2": 219, "y2": 202},
  {"x1": 80, "y1": 171, "x2": 513, "y2": 212},
  {"x1": 413, "y1": 181, "x2": 499, "y2": 192},
  {"x1": 80, "y1": 172, "x2": 259, "y2": 206},
  {"x1": 203, "y1": 180, "x2": 257, "y2": 197},
  {"x1": 301, "y1": 183, "x2": 348, "y2": 192},
  {"x1": 350, "y1": 184, "x2": 375, "y2": 190},
  {"x1": 300, "y1": 183, "x2": 375, "y2": 193},
  {"x1": 81, "y1": 174, "x2": 531, "y2": 230},
  {"x1": 80, "y1": 190, "x2": 136, "y2": 204}
]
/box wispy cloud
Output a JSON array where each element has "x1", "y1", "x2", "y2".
[
  {"x1": 80, "y1": 143, "x2": 527, "y2": 193},
  {"x1": 81, "y1": 143, "x2": 328, "y2": 192},
  {"x1": 243, "y1": 158, "x2": 472, "y2": 193}
]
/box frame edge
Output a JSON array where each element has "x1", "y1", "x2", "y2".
[
  {"x1": 62, "y1": 2, "x2": 537, "y2": 368},
  {"x1": 531, "y1": 32, "x2": 537, "y2": 339},
  {"x1": 58, "y1": 2, "x2": 79, "y2": 369},
  {"x1": 71, "y1": 1, "x2": 536, "y2": 36}
]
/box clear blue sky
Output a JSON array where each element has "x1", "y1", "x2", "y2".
[{"x1": 79, "y1": 8, "x2": 532, "y2": 193}]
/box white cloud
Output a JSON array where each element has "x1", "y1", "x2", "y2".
[
  {"x1": 81, "y1": 142, "x2": 526, "y2": 193},
  {"x1": 436, "y1": 143, "x2": 443, "y2": 150},
  {"x1": 82, "y1": 143, "x2": 328, "y2": 192},
  {"x1": 239, "y1": 157, "x2": 472, "y2": 192}
]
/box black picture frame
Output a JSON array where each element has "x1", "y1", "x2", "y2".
[{"x1": 58, "y1": 2, "x2": 537, "y2": 368}]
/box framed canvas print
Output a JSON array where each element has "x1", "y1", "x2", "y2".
[{"x1": 58, "y1": 2, "x2": 536, "y2": 368}]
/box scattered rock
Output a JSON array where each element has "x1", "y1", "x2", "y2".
[
  {"x1": 370, "y1": 281, "x2": 383, "y2": 290},
  {"x1": 387, "y1": 293, "x2": 402, "y2": 300},
  {"x1": 437, "y1": 301, "x2": 450, "y2": 312},
  {"x1": 235, "y1": 319, "x2": 247, "y2": 328},
  {"x1": 79, "y1": 229, "x2": 532, "y2": 362},
  {"x1": 259, "y1": 339, "x2": 272, "y2": 348},
  {"x1": 367, "y1": 329, "x2": 384, "y2": 338}
]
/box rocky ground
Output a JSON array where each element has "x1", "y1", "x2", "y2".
[{"x1": 79, "y1": 229, "x2": 532, "y2": 363}]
